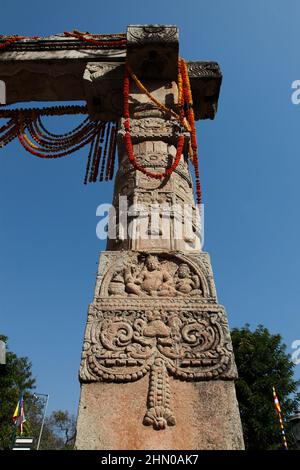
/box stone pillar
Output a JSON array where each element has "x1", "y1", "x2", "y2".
[{"x1": 75, "y1": 25, "x2": 244, "y2": 450}]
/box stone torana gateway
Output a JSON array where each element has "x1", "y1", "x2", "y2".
[{"x1": 0, "y1": 25, "x2": 244, "y2": 449}]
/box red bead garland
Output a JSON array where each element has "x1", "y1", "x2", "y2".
[
  {"x1": 123, "y1": 66, "x2": 185, "y2": 180},
  {"x1": 123, "y1": 59, "x2": 202, "y2": 206},
  {"x1": 0, "y1": 36, "x2": 25, "y2": 50},
  {"x1": 0, "y1": 32, "x2": 126, "y2": 53},
  {"x1": 63, "y1": 31, "x2": 127, "y2": 47},
  {"x1": 0, "y1": 106, "x2": 117, "y2": 186}
]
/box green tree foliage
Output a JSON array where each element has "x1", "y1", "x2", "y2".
[
  {"x1": 45, "y1": 410, "x2": 76, "y2": 450},
  {"x1": 232, "y1": 324, "x2": 300, "y2": 450},
  {"x1": 22, "y1": 396, "x2": 65, "y2": 449},
  {"x1": 0, "y1": 335, "x2": 35, "y2": 449},
  {"x1": 0, "y1": 335, "x2": 76, "y2": 450}
]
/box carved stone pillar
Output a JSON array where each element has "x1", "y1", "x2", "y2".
[{"x1": 75, "y1": 25, "x2": 244, "y2": 450}]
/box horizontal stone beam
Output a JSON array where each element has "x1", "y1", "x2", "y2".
[
  {"x1": 0, "y1": 31, "x2": 221, "y2": 120},
  {"x1": 0, "y1": 34, "x2": 126, "y2": 61}
]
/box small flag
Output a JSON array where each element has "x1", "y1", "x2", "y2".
[
  {"x1": 272, "y1": 386, "x2": 282, "y2": 414},
  {"x1": 12, "y1": 395, "x2": 26, "y2": 435},
  {"x1": 272, "y1": 386, "x2": 288, "y2": 450}
]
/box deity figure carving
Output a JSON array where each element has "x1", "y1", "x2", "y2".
[
  {"x1": 107, "y1": 254, "x2": 204, "y2": 298},
  {"x1": 124, "y1": 255, "x2": 176, "y2": 297},
  {"x1": 174, "y1": 263, "x2": 202, "y2": 296}
]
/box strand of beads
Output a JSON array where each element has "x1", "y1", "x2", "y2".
[
  {"x1": 17, "y1": 116, "x2": 98, "y2": 159},
  {"x1": 123, "y1": 58, "x2": 202, "y2": 206},
  {"x1": 35, "y1": 114, "x2": 90, "y2": 140},
  {"x1": 0, "y1": 32, "x2": 126, "y2": 52},
  {"x1": 177, "y1": 58, "x2": 185, "y2": 125},
  {"x1": 0, "y1": 36, "x2": 25, "y2": 51},
  {"x1": 0, "y1": 34, "x2": 42, "y2": 52},
  {"x1": 89, "y1": 123, "x2": 105, "y2": 182},
  {"x1": 106, "y1": 122, "x2": 118, "y2": 181},
  {"x1": 25, "y1": 112, "x2": 96, "y2": 152},
  {"x1": 0, "y1": 104, "x2": 88, "y2": 119},
  {"x1": 84, "y1": 124, "x2": 99, "y2": 184},
  {"x1": 0, "y1": 119, "x2": 19, "y2": 147},
  {"x1": 0, "y1": 104, "x2": 117, "y2": 185}
]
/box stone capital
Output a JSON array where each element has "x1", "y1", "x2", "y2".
[{"x1": 126, "y1": 24, "x2": 179, "y2": 80}]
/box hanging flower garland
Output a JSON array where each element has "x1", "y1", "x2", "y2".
[
  {"x1": 179, "y1": 58, "x2": 202, "y2": 206},
  {"x1": 177, "y1": 58, "x2": 185, "y2": 125},
  {"x1": 123, "y1": 58, "x2": 202, "y2": 205},
  {"x1": 126, "y1": 64, "x2": 179, "y2": 120},
  {"x1": 0, "y1": 105, "x2": 117, "y2": 184},
  {"x1": 123, "y1": 65, "x2": 185, "y2": 180},
  {"x1": 63, "y1": 31, "x2": 127, "y2": 48},
  {"x1": 0, "y1": 36, "x2": 25, "y2": 50},
  {"x1": 17, "y1": 115, "x2": 99, "y2": 158},
  {"x1": 0, "y1": 42, "x2": 202, "y2": 204}
]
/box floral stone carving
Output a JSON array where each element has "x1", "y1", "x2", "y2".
[{"x1": 80, "y1": 306, "x2": 236, "y2": 430}]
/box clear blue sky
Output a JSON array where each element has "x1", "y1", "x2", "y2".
[{"x1": 1, "y1": 0, "x2": 300, "y2": 415}]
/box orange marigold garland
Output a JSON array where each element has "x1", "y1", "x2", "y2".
[
  {"x1": 177, "y1": 58, "x2": 185, "y2": 125},
  {"x1": 123, "y1": 58, "x2": 202, "y2": 206},
  {"x1": 126, "y1": 64, "x2": 179, "y2": 120},
  {"x1": 180, "y1": 58, "x2": 202, "y2": 207},
  {"x1": 63, "y1": 31, "x2": 127, "y2": 47},
  {"x1": 0, "y1": 106, "x2": 117, "y2": 185},
  {"x1": 123, "y1": 65, "x2": 185, "y2": 180},
  {"x1": 17, "y1": 117, "x2": 98, "y2": 159},
  {"x1": 0, "y1": 32, "x2": 126, "y2": 52},
  {"x1": 1, "y1": 51, "x2": 201, "y2": 204},
  {"x1": 0, "y1": 36, "x2": 24, "y2": 50}
]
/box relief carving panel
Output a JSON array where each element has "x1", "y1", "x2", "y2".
[{"x1": 80, "y1": 305, "x2": 236, "y2": 429}]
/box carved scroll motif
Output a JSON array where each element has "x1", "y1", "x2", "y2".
[{"x1": 80, "y1": 307, "x2": 236, "y2": 429}]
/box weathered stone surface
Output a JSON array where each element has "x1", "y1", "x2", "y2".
[
  {"x1": 0, "y1": 34, "x2": 126, "y2": 61},
  {"x1": 75, "y1": 380, "x2": 244, "y2": 450},
  {"x1": 0, "y1": 29, "x2": 221, "y2": 119},
  {"x1": 108, "y1": 109, "x2": 200, "y2": 251},
  {"x1": 75, "y1": 28, "x2": 243, "y2": 449},
  {"x1": 93, "y1": 251, "x2": 217, "y2": 300},
  {"x1": 126, "y1": 25, "x2": 179, "y2": 80},
  {"x1": 82, "y1": 61, "x2": 221, "y2": 120},
  {"x1": 76, "y1": 249, "x2": 243, "y2": 445}
]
